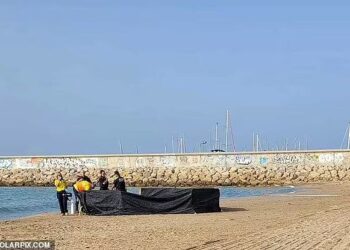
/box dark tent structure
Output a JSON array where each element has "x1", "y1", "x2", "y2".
[{"x1": 79, "y1": 188, "x2": 221, "y2": 216}]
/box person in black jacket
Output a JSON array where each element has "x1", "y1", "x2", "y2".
[
  {"x1": 81, "y1": 171, "x2": 92, "y2": 183},
  {"x1": 112, "y1": 170, "x2": 126, "y2": 192},
  {"x1": 96, "y1": 170, "x2": 109, "y2": 190}
]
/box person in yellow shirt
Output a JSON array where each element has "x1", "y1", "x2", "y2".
[{"x1": 54, "y1": 172, "x2": 68, "y2": 215}]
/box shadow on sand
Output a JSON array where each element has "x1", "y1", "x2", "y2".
[{"x1": 221, "y1": 207, "x2": 248, "y2": 212}]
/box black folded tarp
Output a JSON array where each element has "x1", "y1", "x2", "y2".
[{"x1": 79, "y1": 188, "x2": 220, "y2": 216}]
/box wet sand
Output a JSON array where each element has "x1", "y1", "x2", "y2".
[{"x1": 1, "y1": 183, "x2": 350, "y2": 250}]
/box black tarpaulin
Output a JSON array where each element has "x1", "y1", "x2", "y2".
[
  {"x1": 79, "y1": 188, "x2": 220, "y2": 216},
  {"x1": 141, "y1": 188, "x2": 221, "y2": 213}
]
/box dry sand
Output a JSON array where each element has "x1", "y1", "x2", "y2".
[{"x1": 1, "y1": 183, "x2": 350, "y2": 250}]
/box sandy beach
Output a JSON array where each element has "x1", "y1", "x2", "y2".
[{"x1": 1, "y1": 183, "x2": 350, "y2": 250}]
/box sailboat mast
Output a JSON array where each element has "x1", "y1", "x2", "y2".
[
  {"x1": 253, "y1": 132, "x2": 255, "y2": 151},
  {"x1": 225, "y1": 110, "x2": 229, "y2": 152},
  {"x1": 347, "y1": 123, "x2": 350, "y2": 150},
  {"x1": 179, "y1": 137, "x2": 183, "y2": 153},
  {"x1": 215, "y1": 122, "x2": 219, "y2": 150},
  {"x1": 119, "y1": 141, "x2": 124, "y2": 154},
  {"x1": 171, "y1": 136, "x2": 175, "y2": 153}
]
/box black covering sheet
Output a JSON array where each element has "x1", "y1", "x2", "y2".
[
  {"x1": 141, "y1": 188, "x2": 221, "y2": 213},
  {"x1": 79, "y1": 188, "x2": 220, "y2": 216}
]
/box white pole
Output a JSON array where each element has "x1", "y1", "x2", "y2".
[
  {"x1": 177, "y1": 138, "x2": 180, "y2": 153},
  {"x1": 183, "y1": 135, "x2": 186, "y2": 153},
  {"x1": 347, "y1": 123, "x2": 350, "y2": 150},
  {"x1": 266, "y1": 137, "x2": 269, "y2": 151},
  {"x1": 256, "y1": 134, "x2": 259, "y2": 152},
  {"x1": 229, "y1": 117, "x2": 236, "y2": 152},
  {"x1": 306, "y1": 138, "x2": 308, "y2": 151},
  {"x1": 253, "y1": 132, "x2": 255, "y2": 151},
  {"x1": 119, "y1": 141, "x2": 123, "y2": 154},
  {"x1": 215, "y1": 122, "x2": 219, "y2": 150},
  {"x1": 171, "y1": 136, "x2": 174, "y2": 153},
  {"x1": 180, "y1": 138, "x2": 183, "y2": 153},
  {"x1": 225, "y1": 110, "x2": 229, "y2": 152}
]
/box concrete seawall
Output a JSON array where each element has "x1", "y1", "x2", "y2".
[{"x1": 1, "y1": 150, "x2": 350, "y2": 186}]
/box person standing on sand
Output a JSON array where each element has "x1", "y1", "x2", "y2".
[
  {"x1": 54, "y1": 172, "x2": 68, "y2": 216},
  {"x1": 112, "y1": 170, "x2": 126, "y2": 192},
  {"x1": 96, "y1": 170, "x2": 109, "y2": 190},
  {"x1": 72, "y1": 174, "x2": 83, "y2": 213}
]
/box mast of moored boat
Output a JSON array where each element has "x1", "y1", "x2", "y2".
[
  {"x1": 225, "y1": 110, "x2": 229, "y2": 152},
  {"x1": 347, "y1": 122, "x2": 350, "y2": 150}
]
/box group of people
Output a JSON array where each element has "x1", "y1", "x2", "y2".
[{"x1": 54, "y1": 169, "x2": 126, "y2": 216}]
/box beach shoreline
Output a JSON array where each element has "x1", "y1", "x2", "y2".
[
  {"x1": 1, "y1": 182, "x2": 350, "y2": 249},
  {"x1": 0, "y1": 185, "x2": 295, "y2": 221}
]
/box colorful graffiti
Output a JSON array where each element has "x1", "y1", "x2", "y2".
[
  {"x1": 259, "y1": 157, "x2": 269, "y2": 165},
  {"x1": 0, "y1": 152, "x2": 347, "y2": 170}
]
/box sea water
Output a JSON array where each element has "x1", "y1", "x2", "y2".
[{"x1": 0, "y1": 186, "x2": 295, "y2": 221}]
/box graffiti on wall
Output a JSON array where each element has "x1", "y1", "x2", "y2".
[
  {"x1": 116, "y1": 159, "x2": 126, "y2": 168},
  {"x1": 331, "y1": 153, "x2": 343, "y2": 163},
  {"x1": 38, "y1": 158, "x2": 99, "y2": 169},
  {"x1": 235, "y1": 155, "x2": 252, "y2": 165},
  {"x1": 15, "y1": 158, "x2": 36, "y2": 169},
  {"x1": 98, "y1": 158, "x2": 108, "y2": 168},
  {"x1": 0, "y1": 159, "x2": 13, "y2": 169},
  {"x1": 179, "y1": 156, "x2": 188, "y2": 163},
  {"x1": 202, "y1": 155, "x2": 226, "y2": 166},
  {"x1": 160, "y1": 156, "x2": 176, "y2": 167},
  {"x1": 147, "y1": 157, "x2": 155, "y2": 165},
  {"x1": 305, "y1": 154, "x2": 319, "y2": 162},
  {"x1": 273, "y1": 155, "x2": 300, "y2": 164},
  {"x1": 319, "y1": 153, "x2": 344, "y2": 164},
  {"x1": 190, "y1": 156, "x2": 199, "y2": 164},
  {"x1": 0, "y1": 157, "x2": 108, "y2": 169},
  {"x1": 136, "y1": 158, "x2": 148, "y2": 168},
  {"x1": 259, "y1": 157, "x2": 269, "y2": 165}
]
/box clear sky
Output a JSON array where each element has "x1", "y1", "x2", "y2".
[{"x1": 1, "y1": 1, "x2": 350, "y2": 155}]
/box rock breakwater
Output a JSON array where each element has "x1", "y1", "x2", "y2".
[{"x1": 0, "y1": 151, "x2": 349, "y2": 186}]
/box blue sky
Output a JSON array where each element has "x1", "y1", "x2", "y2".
[{"x1": 1, "y1": 1, "x2": 350, "y2": 155}]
